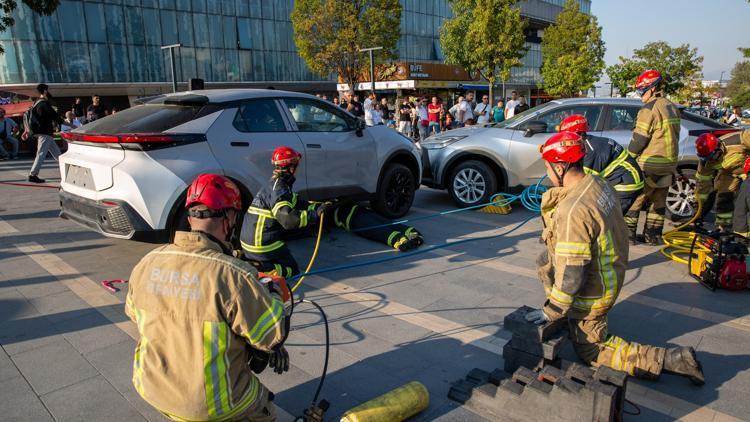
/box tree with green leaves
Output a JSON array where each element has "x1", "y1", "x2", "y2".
[
  {"x1": 539, "y1": 0, "x2": 605, "y2": 97},
  {"x1": 727, "y1": 61, "x2": 750, "y2": 107},
  {"x1": 291, "y1": 0, "x2": 401, "y2": 93},
  {"x1": 440, "y1": 0, "x2": 527, "y2": 102},
  {"x1": 606, "y1": 41, "x2": 703, "y2": 97},
  {"x1": 0, "y1": 0, "x2": 59, "y2": 53}
]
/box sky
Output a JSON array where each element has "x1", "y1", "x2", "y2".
[{"x1": 591, "y1": 0, "x2": 750, "y2": 83}]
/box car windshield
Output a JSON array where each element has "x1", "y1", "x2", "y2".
[
  {"x1": 77, "y1": 104, "x2": 205, "y2": 134},
  {"x1": 492, "y1": 102, "x2": 555, "y2": 128}
]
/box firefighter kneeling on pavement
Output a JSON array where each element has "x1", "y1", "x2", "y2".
[
  {"x1": 695, "y1": 130, "x2": 750, "y2": 232},
  {"x1": 557, "y1": 114, "x2": 644, "y2": 214},
  {"x1": 528, "y1": 132, "x2": 704, "y2": 385},
  {"x1": 127, "y1": 174, "x2": 289, "y2": 422},
  {"x1": 241, "y1": 146, "x2": 333, "y2": 278}
]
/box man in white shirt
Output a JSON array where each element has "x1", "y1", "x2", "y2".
[
  {"x1": 0, "y1": 108, "x2": 20, "y2": 160},
  {"x1": 416, "y1": 98, "x2": 429, "y2": 141},
  {"x1": 505, "y1": 90, "x2": 520, "y2": 119},
  {"x1": 458, "y1": 96, "x2": 474, "y2": 125},
  {"x1": 364, "y1": 92, "x2": 376, "y2": 126},
  {"x1": 474, "y1": 95, "x2": 491, "y2": 125},
  {"x1": 726, "y1": 105, "x2": 742, "y2": 127}
]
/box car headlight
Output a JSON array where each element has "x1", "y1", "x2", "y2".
[{"x1": 422, "y1": 136, "x2": 467, "y2": 150}]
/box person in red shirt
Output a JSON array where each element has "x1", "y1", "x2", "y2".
[{"x1": 427, "y1": 96, "x2": 443, "y2": 136}]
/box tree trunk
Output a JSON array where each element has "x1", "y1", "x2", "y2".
[{"x1": 488, "y1": 77, "x2": 495, "y2": 107}]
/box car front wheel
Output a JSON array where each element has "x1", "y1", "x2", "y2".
[
  {"x1": 372, "y1": 163, "x2": 416, "y2": 219},
  {"x1": 666, "y1": 167, "x2": 697, "y2": 221},
  {"x1": 448, "y1": 160, "x2": 497, "y2": 208}
]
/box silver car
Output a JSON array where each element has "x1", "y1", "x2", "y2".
[
  {"x1": 59, "y1": 89, "x2": 421, "y2": 241},
  {"x1": 421, "y1": 97, "x2": 740, "y2": 219}
]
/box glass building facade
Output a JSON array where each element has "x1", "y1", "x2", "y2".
[{"x1": 0, "y1": 0, "x2": 589, "y2": 89}]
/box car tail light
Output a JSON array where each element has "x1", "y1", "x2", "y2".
[
  {"x1": 61, "y1": 132, "x2": 119, "y2": 143},
  {"x1": 119, "y1": 134, "x2": 184, "y2": 143},
  {"x1": 62, "y1": 132, "x2": 205, "y2": 150},
  {"x1": 710, "y1": 129, "x2": 741, "y2": 137},
  {"x1": 688, "y1": 128, "x2": 742, "y2": 137}
]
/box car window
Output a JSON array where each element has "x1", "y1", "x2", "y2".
[
  {"x1": 680, "y1": 109, "x2": 731, "y2": 129},
  {"x1": 493, "y1": 102, "x2": 554, "y2": 128},
  {"x1": 530, "y1": 105, "x2": 603, "y2": 133},
  {"x1": 605, "y1": 106, "x2": 640, "y2": 131},
  {"x1": 232, "y1": 99, "x2": 286, "y2": 133},
  {"x1": 78, "y1": 104, "x2": 204, "y2": 134},
  {"x1": 284, "y1": 98, "x2": 353, "y2": 132}
]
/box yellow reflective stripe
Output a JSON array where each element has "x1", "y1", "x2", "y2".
[
  {"x1": 614, "y1": 181, "x2": 644, "y2": 192},
  {"x1": 241, "y1": 240, "x2": 284, "y2": 253},
  {"x1": 405, "y1": 227, "x2": 415, "y2": 236},
  {"x1": 245, "y1": 297, "x2": 283, "y2": 345},
  {"x1": 203, "y1": 322, "x2": 231, "y2": 418},
  {"x1": 387, "y1": 231, "x2": 400, "y2": 246},
  {"x1": 291, "y1": 192, "x2": 298, "y2": 208},
  {"x1": 722, "y1": 154, "x2": 743, "y2": 169},
  {"x1": 601, "y1": 149, "x2": 629, "y2": 178},
  {"x1": 272, "y1": 264, "x2": 282, "y2": 276},
  {"x1": 345, "y1": 204, "x2": 359, "y2": 231},
  {"x1": 550, "y1": 286, "x2": 573, "y2": 305},
  {"x1": 628, "y1": 150, "x2": 638, "y2": 159},
  {"x1": 638, "y1": 155, "x2": 676, "y2": 164},
  {"x1": 286, "y1": 266, "x2": 292, "y2": 278},
  {"x1": 299, "y1": 211, "x2": 308, "y2": 228},
  {"x1": 583, "y1": 166, "x2": 599, "y2": 176},
  {"x1": 635, "y1": 121, "x2": 651, "y2": 132},
  {"x1": 272, "y1": 201, "x2": 293, "y2": 216},
  {"x1": 736, "y1": 232, "x2": 750, "y2": 237},
  {"x1": 132, "y1": 307, "x2": 147, "y2": 397},
  {"x1": 246, "y1": 206, "x2": 273, "y2": 218},
  {"x1": 695, "y1": 174, "x2": 714, "y2": 181},
  {"x1": 254, "y1": 216, "x2": 264, "y2": 247},
  {"x1": 555, "y1": 241, "x2": 591, "y2": 258},
  {"x1": 619, "y1": 159, "x2": 642, "y2": 183}
]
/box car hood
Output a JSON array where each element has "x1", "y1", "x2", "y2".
[{"x1": 423, "y1": 126, "x2": 492, "y2": 144}]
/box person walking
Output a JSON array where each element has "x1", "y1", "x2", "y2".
[
  {"x1": 527, "y1": 131, "x2": 705, "y2": 385},
  {"x1": 505, "y1": 91, "x2": 520, "y2": 119},
  {"x1": 625, "y1": 70, "x2": 681, "y2": 245},
  {"x1": 23, "y1": 84, "x2": 64, "y2": 183},
  {"x1": 0, "y1": 108, "x2": 20, "y2": 160},
  {"x1": 474, "y1": 95, "x2": 491, "y2": 125},
  {"x1": 398, "y1": 99, "x2": 413, "y2": 136},
  {"x1": 127, "y1": 174, "x2": 288, "y2": 422},
  {"x1": 491, "y1": 99, "x2": 505, "y2": 123}
]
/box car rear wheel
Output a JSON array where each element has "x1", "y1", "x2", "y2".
[
  {"x1": 372, "y1": 163, "x2": 415, "y2": 219},
  {"x1": 666, "y1": 167, "x2": 697, "y2": 221},
  {"x1": 448, "y1": 160, "x2": 497, "y2": 208}
]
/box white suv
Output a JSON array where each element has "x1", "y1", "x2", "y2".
[{"x1": 59, "y1": 89, "x2": 421, "y2": 242}]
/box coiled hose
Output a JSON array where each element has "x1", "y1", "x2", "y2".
[{"x1": 660, "y1": 198, "x2": 710, "y2": 264}]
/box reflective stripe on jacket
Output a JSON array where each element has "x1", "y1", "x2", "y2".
[
  {"x1": 540, "y1": 175, "x2": 630, "y2": 320},
  {"x1": 240, "y1": 175, "x2": 318, "y2": 254},
  {"x1": 696, "y1": 129, "x2": 750, "y2": 201},
  {"x1": 583, "y1": 134, "x2": 644, "y2": 193},
  {"x1": 126, "y1": 231, "x2": 285, "y2": 421},
  {"x1": 627, "y1": 94, "x2": 680, "y2": 175}
]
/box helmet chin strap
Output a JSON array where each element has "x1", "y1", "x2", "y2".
[{"x1": 553, "y1": 162, "x2": 571, "y2": 187}]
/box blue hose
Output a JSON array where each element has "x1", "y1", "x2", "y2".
[{"x1": 288, "y1": 179, "x2": 547, "y2": 282}]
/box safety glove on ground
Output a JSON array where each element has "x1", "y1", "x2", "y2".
[
  {"x1": 663, "y1": 346, "x2": 705, "y2": 386},
  {"x1": 524, "y1": 308, "x2": 550, "y2": 325},
  {"x1": 268, "y1": 346, "x2": 290, "y2": 375}
]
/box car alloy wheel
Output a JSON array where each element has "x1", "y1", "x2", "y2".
[
  {"x1": 453, "y1": 168, "x2": 486, "y2": 205},
  {"x1": 384, "y1": 168, "x2": 414, "y2": 216},
  {"x1": 666, "y1": 172, "x2": 697, "y2": 219}
]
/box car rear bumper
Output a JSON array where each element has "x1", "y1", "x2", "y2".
[{"x1": 59, "y1": 191, "x2": 166, "y2": 242}]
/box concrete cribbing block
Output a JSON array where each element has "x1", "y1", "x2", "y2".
[
  {"x1": 466, "y1": 368, "x2": 490, "y2": 384},
  {"x1": 503, "y1": 342, "x2": 546, "y2": 374},
  {"x1": 503, "y1": 306, "x2": 566, "y2": 342},
  {"x1": 447, "y1": 379, "x2": 476, "y2": 404},
  {"x1": 488, "y1": 369, "x2": 507, "y2": 386},
  {"x1": 562, "y1": 360, "x2": 596, "y2": 384},
  {"x1": 594, "y1": 365, "x2": 628, "y2": 418},
  {"x1": 510, "y1": 332, "x2": 566, "y2": 360}
]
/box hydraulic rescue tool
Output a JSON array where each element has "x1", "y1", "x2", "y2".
[{"x1": 688, "y1": 231, "x2": 749, "y2": 291}]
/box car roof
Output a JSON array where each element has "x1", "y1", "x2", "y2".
[
  {"x1": 547, "y1": 97, "x2": 643, "y2": 106},
  {"x1": 162, "y1": 89, "x2": 317, "y2": 103}
]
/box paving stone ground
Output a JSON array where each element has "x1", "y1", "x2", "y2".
[{"x1": 2, "y1": 158, "x2": 750, "y2": 421}]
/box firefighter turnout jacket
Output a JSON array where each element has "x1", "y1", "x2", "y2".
[
  {"x1": 582, "y1": 134, "x2": 644, "y2": 205},
  {"x1": 627, "y1": 93, "x2": 680, "y2": 176},
  {"x1": 126, "y1": 231, "x2": 285, "y2": 421},
  {"x1": 241, "y1": 175, "x2": 319, "y2": 257},
  {"x1": 538, "y1": 174, "x2": 629, "y2": 321},
  {"x1": 733, "y1": 176, "x2": 750, "y2": 236},
  {"x1": 696, "y1": 130, "x2": 750, "y2": 202}
]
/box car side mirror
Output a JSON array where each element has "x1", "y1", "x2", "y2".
[
  {"x1": 355, "y1": 119, "x2": 366, "y2": 137},
  {"x1": 524, "y1": 120, "x2": 548, "y2": 137}
]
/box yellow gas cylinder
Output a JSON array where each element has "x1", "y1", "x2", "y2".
[{"x1": 340, "y1": 381, "x2": 429, "y2": 422}]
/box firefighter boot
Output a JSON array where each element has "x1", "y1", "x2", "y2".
[
  {"x1": 643, "y1": 212, "x2": 665, "y2": 245},
  {"x1": 392, "y1": 235, "x2": 412, "y2": 252},
  {"x1": 625, "y1": 211, "x2": 639, "y2": 245},
  {"x1": 663, "y1": 347, "x2": 705, "y2": 386},
  {"x1": 406, "y1": 230, "x2": 424, "y2": 248}
]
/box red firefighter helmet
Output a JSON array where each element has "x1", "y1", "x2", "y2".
[
  {"x1": 558, "y1": 114, "x2": 589, "y2": 134},
  {"x1": 744, "y1": 157, "x2": 750, "y2": 174},
  {"x1": 695, "y1": 133, "x2": 720, "y2": 159},
  {"x1": 185, "y1": 174, "x2": 242, "y2": 211},
  {"x1": 540, "y1": 131, "x2": 585, "y2": 164},
  {"x1": 635, "y1": 70, "x2": 662, "y2": 96},
  {"x1": 272, "y1": 146, "x2": 302, "y2": 167}
]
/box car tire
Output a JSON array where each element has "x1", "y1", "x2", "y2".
[
  {"x1": 448, "y1": 160, "x2": 497, "y2": 208},
  {"x1": 371, "y1": 163, "x2": 416, "y2": 219},
  {"x1": 666, "y1": 166, "x2": 698, "y2": 222}
]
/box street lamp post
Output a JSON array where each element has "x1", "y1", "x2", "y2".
[
  {"x1": 161, "y1": 43, "x2": 182, "y2": 93},
  {"x1": 359, "y1": 47, "x2": 383, "y2": 93},
  {"x1": 592, "y1": 85, "x2": 601, "y2": 97},
  {"x1": 605, "y1": 82, "x2": 614, "y2": 97}
]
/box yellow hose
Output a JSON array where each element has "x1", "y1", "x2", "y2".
[
  {"x1": 291, "y1": 212, "x2": 325, "y2": 293},
  {"x1": 660, "y1": 199, "x2": 709, "y2": 264}
]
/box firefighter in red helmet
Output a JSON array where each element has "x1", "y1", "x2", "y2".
[
  {"x1": 529, "y1": 132, "x2": 705, "y2": 385},
  {"x1": 558, "y1": 114, "x2": 644, "y2": 214},
  {"x1": 240, "y1": 146, "x2": 333, "y2": 277},
  {"x1": 695, "y1": 130, "x2": 750, "y2": 232},
  {"x1": 625, "y1": 69, "x2": 681, "y2": 245},
  {"x1": 127, "y1": 174, "x2": 287, "y2": 421}
]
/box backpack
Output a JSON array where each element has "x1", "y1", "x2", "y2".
[{"x1": 23, "y1": 100, "x2": 42, "y2": 135}]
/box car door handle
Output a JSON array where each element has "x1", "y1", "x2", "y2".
[
  {"x1": 306, "y1": 143, "x2": 322, "y2": 149},
  {"x1": 230, "y1": 141, "x2": 249, "y2": 147}
]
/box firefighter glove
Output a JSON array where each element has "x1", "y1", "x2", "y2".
[
  {"x1": 524, "y1": 308, "x2": 550, "y2": 325},
  {"x1": 269, "y1": 346, "x2": 290, "y2": 374}
]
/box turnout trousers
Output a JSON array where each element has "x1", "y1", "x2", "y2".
[
  {"x1": 568, "y1": 316, "x2": 666, "y2": 379},
  {"x1": 626, "y1": 171, "x2": 673, "y2": 238},
  {"x1": 244, "y1": 246, "x2": 300, "y2": 278},
  {"x1": 333, "y1": 203, "x2": 421, "y2": 250}
]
